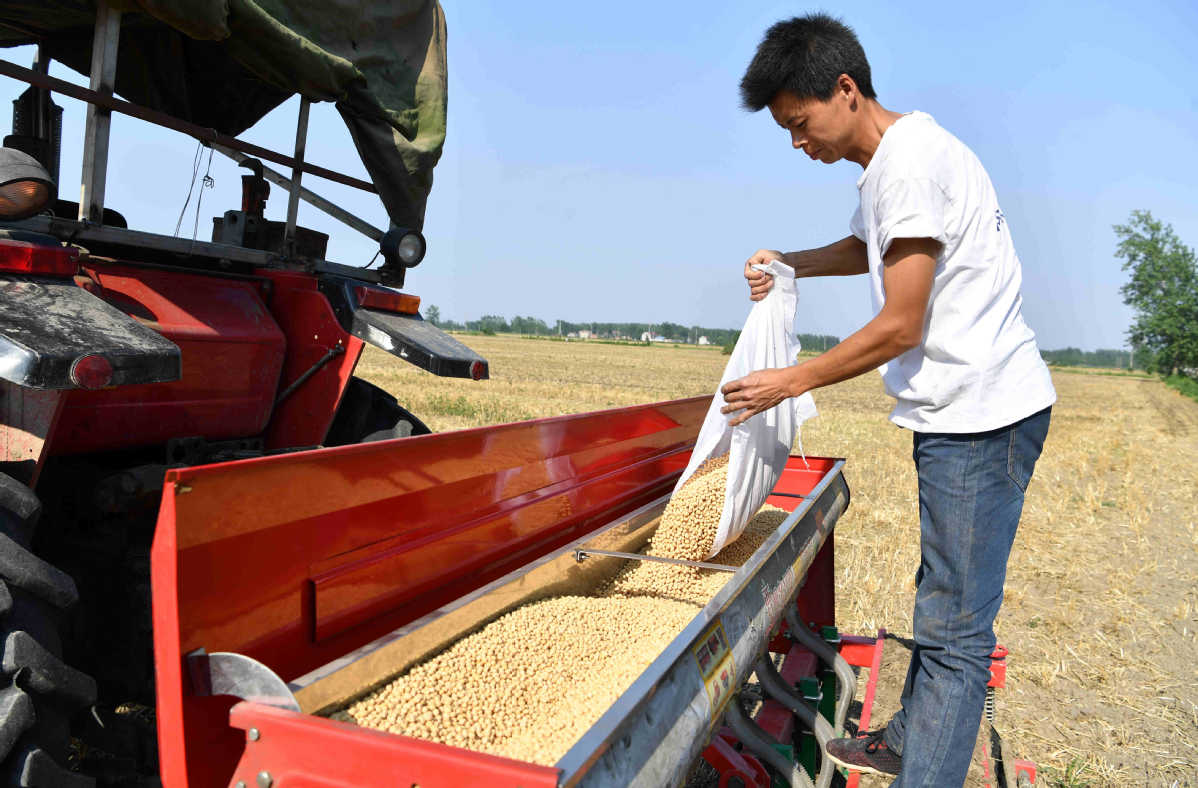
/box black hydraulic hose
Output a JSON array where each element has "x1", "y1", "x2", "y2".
[
  {"x1": 756, "y1": 656, "x2": 837, "y2": 788},
  {"x1": 784, "y1": 607, "x2": 857, "y2": 733},
  {"x1": 724, "y1": 699, "x2": 816, "y2": 788}
]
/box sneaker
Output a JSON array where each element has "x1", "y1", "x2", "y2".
[{"x1": 824, "y1": 729, "x2": 902, "y2": 776}]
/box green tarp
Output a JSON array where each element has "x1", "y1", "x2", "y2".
[{"x1": 0, "y1": 0, "x2": 447, "y2": 230}]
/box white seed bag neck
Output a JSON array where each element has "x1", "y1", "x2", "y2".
[{"x1": 673, "y1": 260, "x2": 818, "y2": 557}]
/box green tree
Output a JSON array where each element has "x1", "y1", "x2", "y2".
[
  {"x1": 425, "y1": 304, "x2": 441, "y2": 325},
  {"x1": 1115, "y1": 210, "x2": 1198, "y2": 375}
]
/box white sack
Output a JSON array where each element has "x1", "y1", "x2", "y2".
[{"x1": 673, "y1": 260, "x2": 818, "y2": 558}]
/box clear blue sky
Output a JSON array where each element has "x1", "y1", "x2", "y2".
[{"x1": 3, "y1": 1, "x2": 1195, "y2": 350}]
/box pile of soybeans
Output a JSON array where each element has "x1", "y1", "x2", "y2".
[{"x1": 342, "y1": 454, "x2": 789, "y2": 766}]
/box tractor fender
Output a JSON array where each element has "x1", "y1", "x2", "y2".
[
  {"x1": 0, "y1": 274, "x2": 180, "y2": 391},
  {"x1": 318, "y1": 275, "x2": 488, "y2": 380}
]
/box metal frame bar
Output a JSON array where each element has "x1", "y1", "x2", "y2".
[
  {"x1": 79, "y1": 1, "x2": 121, "y2": 222},
  {"x1": 0, "y1": 59, "x2": 377, "y2": 194},
  {"x1": 283, "y1": 98, "x2": 310, "y2": 250},
  {"x1": 207, "y1": 143, "x2": 384, "y2": 242},
  {"x1": 573, "y1": 547, "x2": 737, "y2": 572}
]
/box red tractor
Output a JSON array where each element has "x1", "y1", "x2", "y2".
[{"x1": 0, "y1": 2, "x2": 485, "y2": 784}]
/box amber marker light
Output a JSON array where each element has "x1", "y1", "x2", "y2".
[
  {"x1": 353, "y1": 285, "x2": 421, "y2": 315},
  {"x1": 0, "y1": 148, "x2": 54, "y2": 221}
]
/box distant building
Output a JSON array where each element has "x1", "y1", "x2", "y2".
[
  {"x1": 567, "y1": 332, "x2": 579, "y2": 338},
  {"x1": 652, "y1": 335, "x2": 667, "y2": 343},
  {"x1": 578, "y1": 330, "x2": 593, "y2": 339},
  {"x1": 640, "y1": 331, "x2": 652, "y2": 342},
  {"x1": 698, "y1": 336, "x2": 710, "y2": 345}
]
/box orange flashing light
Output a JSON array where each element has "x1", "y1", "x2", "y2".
[{"x1": 353, "y1": 285, "x2": 421, "y2": 315}]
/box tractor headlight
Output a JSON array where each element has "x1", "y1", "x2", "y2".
[
  {"x1": 0, "y1": 148, "x2": 54, "y2": 221},
  {"x1": 380, "y1": 227, "x2": 426, "y2": 269},
  {"x1": 397, "y1": 232, "x2": 425, "y2": 266}
]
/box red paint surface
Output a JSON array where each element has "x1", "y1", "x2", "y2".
[
  {"x1": 53, "y1": 262, "x2": 285, "y2": 454},
  {"x1": 838, "y1": 635, "x2": 879, "y2": 668},
  {"x1": 226, "y1": 702, "x2": 560, "y2": 788},
  {"x1": 152, "y1": 397, "x2": 713, "y2": 787},
  {"x1": 989, "y1": 644, "x2": 1008, "y2": 688},
  {"x1": 701, "y1": 731, "x2": 771, "y2": 788},
  {"x1": 260, "y1": 270, "x2": 363, "y2": 450}
]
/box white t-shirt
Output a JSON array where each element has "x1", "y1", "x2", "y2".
[{"x1": 849, "y1": 111, "x2": 1055, "y2": 433}]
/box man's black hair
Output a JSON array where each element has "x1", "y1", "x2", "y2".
[{"x1": 740, "y1": 13, "x2": 877, "y2": 111}]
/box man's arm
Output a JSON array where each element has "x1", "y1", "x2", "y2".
[
  {"x1": 745, "y1": 235, "x2": 868, "y2": 300},
  {"x1": 723, "y1": 237, "x2": 939, "y2": 425}
]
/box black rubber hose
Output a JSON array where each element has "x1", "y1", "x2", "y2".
[
  {"x1": 756, "y1": 656, "x2": 836, "y2": 788},
  {"x1": 724, "y1": 699, "x2": 815, "y2": 788},
  {"x1": 784, "y1": 607, "x2": 856, "y2": 733}
]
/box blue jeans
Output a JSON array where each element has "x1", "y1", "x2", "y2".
[{"x1": 883, "y1": 407, "x2": 1051, "y2": 787}]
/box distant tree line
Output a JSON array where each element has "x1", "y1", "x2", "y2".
[
  {"x1": 422, "y1": 307, "x2": 839, "y2": 348},
  {"x1": 1039, "y1": 348, "x2": 1138, "y2": 369}
]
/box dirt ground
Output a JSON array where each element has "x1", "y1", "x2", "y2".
[{"x1": 361, "y1": 338, "x2": 1198, "y2": 787}]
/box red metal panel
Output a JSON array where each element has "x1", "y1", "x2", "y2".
[
  {"x1": 52, "y1": 262, "x2": 285, "y2": 454},
  {"x1": 260, "y1": 270, "x2": 364, "y2": 450},
  {"x1": 795, "y1": 536, "x2": 836, "y2": 630},
  {"x1": 989, "y1": 645, "x2": 1008, "y2": 688},
  {"x1": 765, "y1": 456, "x2": 842, "y2": 653},
  {"x1": 226, "y1": 702, "x2": 559, "y2": 788},
  {"x1": 837, "y1": 635, "x2": 878, "y2": 668},
  {"x1": 152, "y1": 397, "x2": 713, "y2": 786},
  {"x1": 765, "y1": 456, "x2": 840, "y2": 511},
  {"x1": 153, "y1": 480, "x2": 246, "y2": 788},
  {"x1": 701, "y1": 731, "x2": 770, "y2": 788}
]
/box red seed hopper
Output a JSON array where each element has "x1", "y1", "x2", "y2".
[{"x1": 151, "y1": 396, "x2": 856, "y2": 787}]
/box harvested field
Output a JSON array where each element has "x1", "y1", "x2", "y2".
[{"x1": 358, "y1": 337, "x2": 1198, "y2": 786}]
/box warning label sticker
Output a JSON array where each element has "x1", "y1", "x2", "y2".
[{"x1": 693, "y1": 619, "x2": 735, "y2": 722}]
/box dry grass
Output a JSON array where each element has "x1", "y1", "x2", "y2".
[{"x1": 358, "y1": 334, "x2": 1198, "y2": 787}]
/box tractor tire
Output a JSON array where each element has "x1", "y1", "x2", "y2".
[
  {"x1": 0, "y1": 474, "x2": 96, "y2": 788},
  {"x1": 324, "y1": 377, "x2": 431, "y2": 446}
]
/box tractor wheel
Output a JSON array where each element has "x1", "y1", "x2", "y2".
[
  {"x1": 324, "y1": 377, "x2": 431, "y2": 445},
  {"x1": 0, "y1": 473, "x2": 96, "y2": 787}
]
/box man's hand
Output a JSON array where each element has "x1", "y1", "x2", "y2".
[
  {"x1": 720, "y1": 367, "x2": 798, "y2": 426},
  {"x1": 744, "y1": 249, "x2": 783, "y2": 301}
]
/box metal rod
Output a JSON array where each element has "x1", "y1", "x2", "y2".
[
  {"x1": 572, "y1": 548, "x2": 737, "y2": 573},
  {"x1": 275, "y1": 344, "x2": 344, "y2": 405},
  {"x1": 725, "y1": 700, "x2": 816, "y2": 788},
  {"x1": 32, "y1": 45, "x2": 48, "y2": 77},
  {"x1": 208, "y1": 143, "x2": 384, "y2": 242},
  {"x1": 0, "y1": 59, "x2": 377, "y2": 194},
  {"x1": 283, "y1": 97, "x2": 310, "y2": 252},
  {"x1": 79, "y1": 1, "x2": 121, "y2": 222}
]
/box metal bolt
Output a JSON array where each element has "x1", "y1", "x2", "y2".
[
  {"x1": 247, "y1": 727, "x2": 260, "y2": 741},
  {"x1": 235, "y1": 783, "x2": 246, "y2": 788},
  {"x1": 257, "y1": 772, "x2": 273, "y2": 788}
]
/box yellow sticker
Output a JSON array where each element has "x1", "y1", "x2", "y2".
[{"x1": 693, "y1": 619, "x2": 736, "y2": 721}]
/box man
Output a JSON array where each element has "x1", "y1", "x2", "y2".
[{"x1": 721, "y1": 14, "x2": 1055, "y2": 787}]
